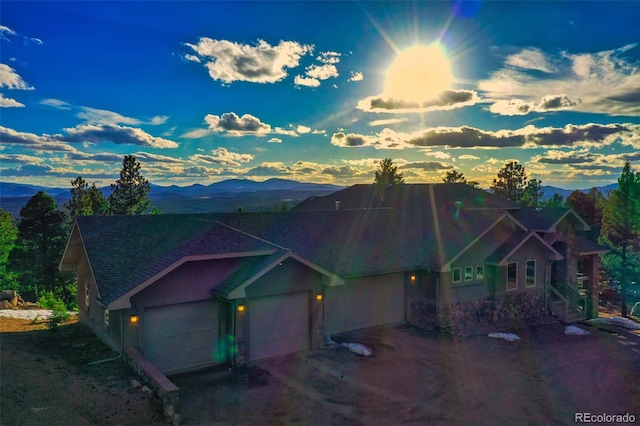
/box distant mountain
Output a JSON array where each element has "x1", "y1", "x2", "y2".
[
  {"x1": 0, "y1": 182, "x2": 68, "y2": 198},
  {"x1": 0, "y1": 179, "x2": 346, "y2": 217},
  {"x1": 540, "y1": 183, "x2": 618, "y2": 200}
]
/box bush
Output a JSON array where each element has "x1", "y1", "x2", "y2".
[{"x1": 38, "y1": 292, "x2": 71, "y2": 330}]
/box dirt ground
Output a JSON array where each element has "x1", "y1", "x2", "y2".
[{"x1": 2, "y1": 307, "x2": 640, "y2": 425}]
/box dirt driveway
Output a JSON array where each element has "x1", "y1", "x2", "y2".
[{"x1": 172, "y1": 322, "x2": 640, "y2": 425}]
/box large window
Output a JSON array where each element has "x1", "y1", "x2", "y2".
[
  {"x1": 507, "y1": 262, "x2": 518, "y2": 291},
  {"x1": 526, "y1": 260, "x2": 536, "y2": 287}
]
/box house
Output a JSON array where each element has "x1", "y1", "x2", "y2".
[{"x1": 59, "y1": 183, "x2": 608, "y2": 375}]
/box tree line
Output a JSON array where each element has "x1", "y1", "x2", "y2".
[
  {"x1": 373, "y1": 158, "x2": 640, "y2": 316},
  {"x1": 1, "y1": 155, "x2": 152, "y2": 306}
]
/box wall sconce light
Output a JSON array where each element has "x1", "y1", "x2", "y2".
[
  {"x1": 237, "y1": 304, "x2": 245, "y2": 313},
  {"x1": 410, "y1": 274, "x2": 417, "y2": 283},
  {"x1": 129, "y1": 315, "x2": 139, "y2": 324},
  {"x1": 316, "y1": 293, "x2": 323, "y2": 301}
]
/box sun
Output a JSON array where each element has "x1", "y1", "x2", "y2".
[{"x1": 383, "y1": 43, "x2": 453, "y2": 103}]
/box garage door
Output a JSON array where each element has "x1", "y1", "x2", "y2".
[
  {"x1": 249, "y1": 291, "x2": 309, "y2": 361},
  {"x1": 325, "y1": 276, "x2": 405, "y2": 335},
  {"x1": 144, "y1": 300, "x2": 220, "y2": 374}
]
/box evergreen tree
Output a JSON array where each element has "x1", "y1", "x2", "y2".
[
  {"x1": 490, "y1": 161, "x2": 528, "y2": 203},
  {"x1": 7, "y1": 192, "x2": 74, "y2": 302},
  {"x1": 374, "y1": 158, "x2": 404, "y2": 185},
  {"x1": 598, "y1": 162, "x2": 640, "y2": 317},
  {"x1": 442, "y1": 170, "x2": 480, "y2": 188},
  {"x1": 108, "y1": 155, "x2": 151, "y2": 215},
  {"x1": 542, "y1": 193, "x2": 566, "y2": 208},
  {"x1": 66, "y1": 176, "x2": 107, "y2": 216},
  {"x1": 519, "y1": 178, "x2": 543, "y2": 207},
  {"x1": 0, "y1": 209, "x2": 19, "y2": 287}
]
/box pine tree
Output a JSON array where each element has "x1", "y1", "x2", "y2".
[
  {"x1": 67, "y1": 176, "x2": 107, "y2": 216},
  {"x1": 108, "y1": 155, "x2": 151, "y2": 215},
  {"x1": 443, "y1": 170, "x2": 480, "y2": 188},
  {"x1": 7, "y1": 192, "x2": 73, "y2": 302},
  {"x1": 490, "y1": 161, "x2": 528, "y2": 203},
  {"x1": 374, "y1": 158, "x2": 404, "y2": 185},
  {"x1": 599, "y1": 162, "x2": 640, "y2": 317},
  {"x1": 0, "y1": 209, "x2": 19, "y2": 286}
]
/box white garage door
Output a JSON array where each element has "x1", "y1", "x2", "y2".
[
  {"x1": 325, "y1": 277, "x2": 405, "y2": 335},
  {"x1": 144, "y1": 300, "x2": 220, "y2": 374},
  {"x1": 249, "y1": 291, "x2": 310, "y2": 361}
]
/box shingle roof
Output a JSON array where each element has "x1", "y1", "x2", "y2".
[
  {"x1": 574, "y1": 235, "x2": 610, "y2": 255},
  {"x1": 64, "y1": 184, "x2": 525, "y2": 306},
  {"x1": 509, "y1": 207, "x2": 590, "y2": 232},
  {"x1": 294, "y1": 183, "x2": 520, "y2": 211},
  {"x1": 74, "y1": 214, "x2": 277, "y2": 305}
]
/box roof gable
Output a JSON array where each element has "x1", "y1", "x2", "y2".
[{"x1": 509, "y1": 207, "x2": 590, "y2": 232}]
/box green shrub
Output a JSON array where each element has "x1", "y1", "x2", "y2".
[{"x1": 38, "y1": 292, "x2": 71, "y2": 330}]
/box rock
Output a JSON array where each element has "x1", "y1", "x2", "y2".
[
  {"x1": 0, "y1": 290, "x2": 18, "y2": 306},
  {"x1": 0, "y1": 300, "x2": 16, "y2": 309},
  {"x1": 131, "y1": 379, "x2": 142, "y2": 389}
]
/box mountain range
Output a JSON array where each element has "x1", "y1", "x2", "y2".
[
  {"x1": 0, "y1": 179, "x2": 619, "y2": 218},
  {"x1": 0, "y1": 178, "x2": 346, "y2": 217}
]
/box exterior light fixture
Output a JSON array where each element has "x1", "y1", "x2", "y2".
[
  {"x1": 410, "y1": 274, "x2": 417, "y2": 283},
  {"x1": 237, "y1": 304, "x2": 245, "y2": 313},
  {"x1": 129, "y1": 315, "x2": 139, "y2": 324},
  {"x1": 316, "y1": 293, "x2": 323, "y2": 301}
]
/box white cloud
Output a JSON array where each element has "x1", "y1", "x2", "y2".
[
  {"x1": 150, "y1": 115, "x2": 169, "y2": 125},
  {"x1": 357, "y1": 90, "x2": 480, "y2": 113},
  {"x1": 296, "y1": 125, "x2": 311, "y2": 134},
  {"x1": 330, "y1": 123, "x2": 635, "y2": 150},
  {"x1": 205, "y1": 112, "x2": 271, "y2": 135},
  {"x1": 77, "y1": 107, "x2": 141, "y2": 125},
  {"x1": 184, "y1": 54, "x2": 200, "y2": 63},
  {"x1": 349, "y1": 71, "x2": 364, "y2": 82},
  {"x1": 268, "y1": 137, "x2": 282, "y2": 143},
  {"x1": 480, "y1": 44, "x2": 640, "y2": 116},
  {"x1": 369, "y1": 118, "x2": 408, "y2": 127},
  {"x1": 294, "y1": 75, "x2": 320, "y2": 87},
  {"x1": 63, "y1": 124, "x2": 179, "y2": 148},
  {"x1": 0, "y1": 93, "x2": 24, "y2": 108},
  {"x1": 41, "y1": 98, "x2": 72, "y2": 109},
  {"x1": 181, "y1": 128, "x2": 212, "y2": 139},
  {"x1": 185, "y1": 38, "x2": 312, "y2": 84},
  {"x1": 306, "y1": 63, "x2": 338, "y2": 80},
  {"x1": 0, "y1": 25, "x2": 17, "y2": 38},
  {"x1": 458, "y1": 154, "x2": 480, "y2": 160},
  {"x1": 192, "y1": 148, "x2": 254, "y2": 167},
  {"x1": 505, "y1": 48, "x2": 557, "y2": 73},
  {"x1": 0, "y1": 64, "x2": 34, "y2": 90}
]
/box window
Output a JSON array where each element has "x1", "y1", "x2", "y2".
[
  {"x1": 507, "y1": 262, "x2": 517, "y2": 291},
  {"x1": 526, "y1": 260, "x2": 536, "y2": 287},
  {"x1": 476, "y1": 265, "x2": 484, "y2": 280},
  {"x1": 104, "y1": 309, "x2": 110, "y2": 326},
  {"x1": 453, "y1": 267, "x2": 462, "y2": 283},
  {"x1": 464, "y1": 266, "x2": 473, "y2": 281},
  {"x1": 84, "y1": 282, "x2": 90, "y2": 308}
]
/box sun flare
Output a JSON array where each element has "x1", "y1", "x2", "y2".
[{"x1": 384, "y1": 43, "x2": 453, "y2": 103}]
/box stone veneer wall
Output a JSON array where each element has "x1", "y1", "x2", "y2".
[{"x1": 437, "y1": 292, "x2": 552, "y2": 336}]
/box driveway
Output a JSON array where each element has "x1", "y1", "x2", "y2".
[{"x1": 172, "y1": 322, "x2": 640, "y2": 425}]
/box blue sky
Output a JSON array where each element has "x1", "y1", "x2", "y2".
[{"x1": 1, "y1": 1, "x2": 639, "y2": 189}]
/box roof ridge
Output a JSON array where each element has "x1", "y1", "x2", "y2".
[{"x1": 215, "y1": 220, "x2": 286, "y2": 251}]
